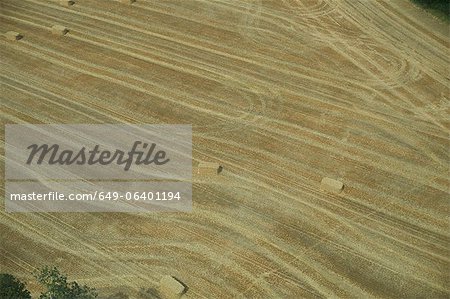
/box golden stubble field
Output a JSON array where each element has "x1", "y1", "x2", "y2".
[{"x1": 0, "y1": 0, "x2": 449, "y2": 298}]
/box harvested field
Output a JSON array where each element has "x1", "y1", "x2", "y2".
[{"x1": 0, "y1": 0, "x2": 449, "y2": 298}]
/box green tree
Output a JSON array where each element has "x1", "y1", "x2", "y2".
[
  {"x1": 0, "y1": 273, "x2": 32, "y2": 299},
  {"x1": 35, "y1": 266, "x2": 97, "y2": 299},
  {"x1": 412, "y1": 0, "x2": 449, "y2": 20}
]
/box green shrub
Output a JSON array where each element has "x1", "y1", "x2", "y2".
[
  {"x1": 0, "y1": 273, "x2": 31, "y2": 299},
  {"x1": 35, "y1": 266, "x2": 97, "y2": 299}
]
